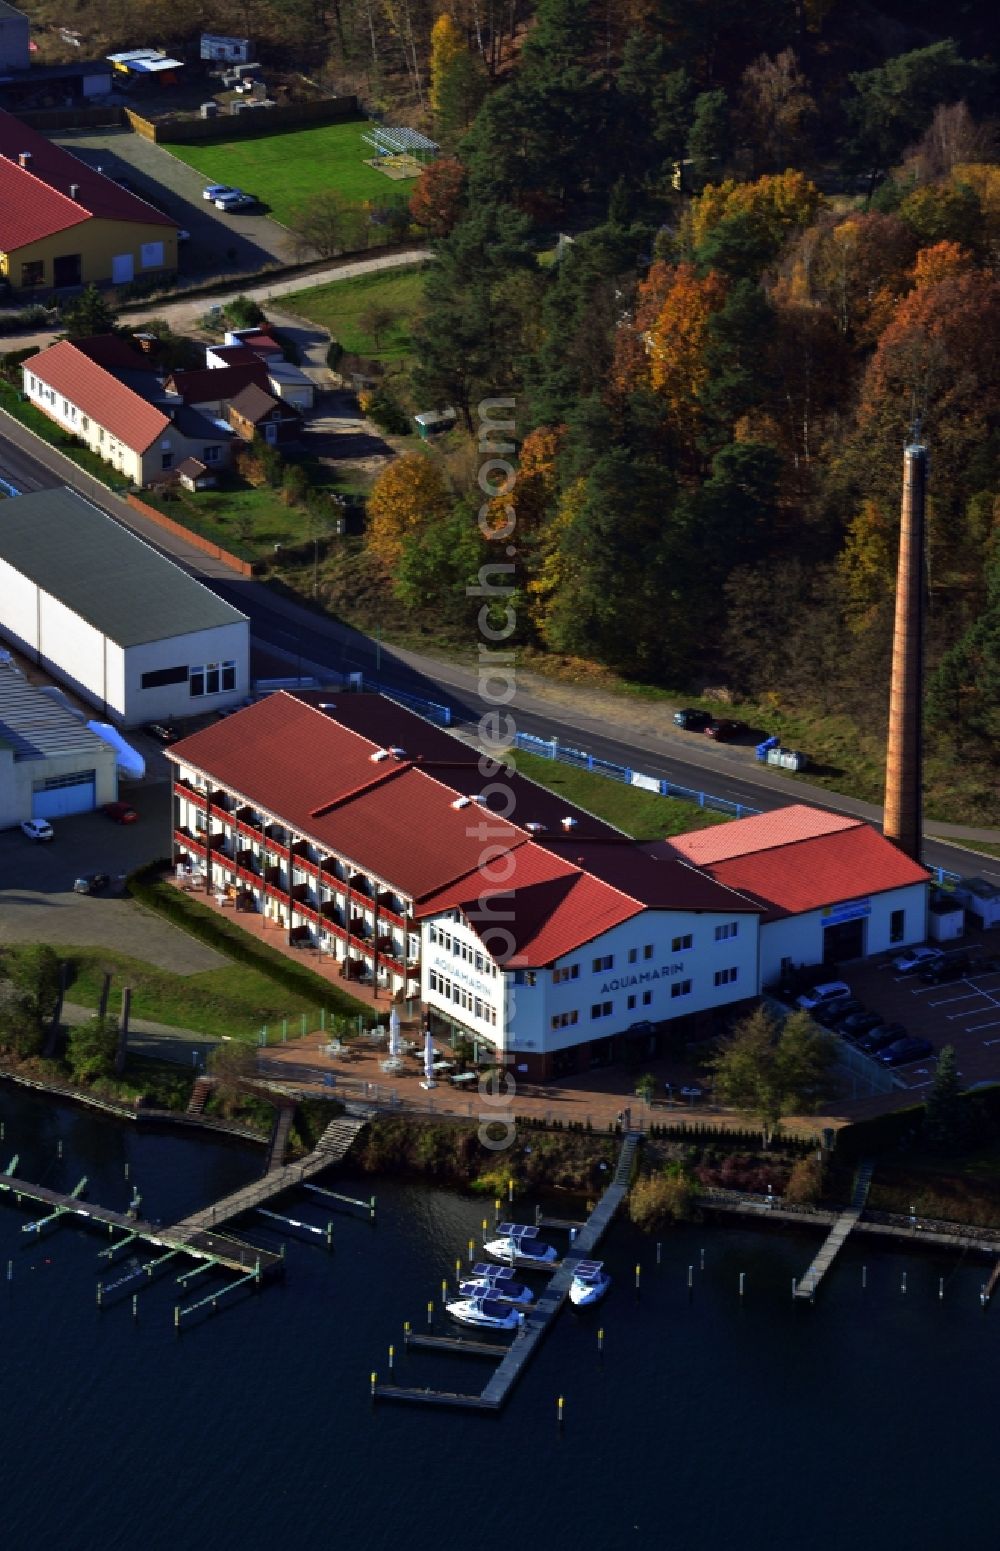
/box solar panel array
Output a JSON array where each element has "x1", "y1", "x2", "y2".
[{"x1": 361, "y1": 125, "x2": 440, "y2": 157}]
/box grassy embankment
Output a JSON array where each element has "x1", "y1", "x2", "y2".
[
  {"x1": 511, "y1": 749, "x2": 728, "y2": 839},
  {"x1": 279, "y1": 265, "x2": 426, "y2": 365},
  {"x1": 163, "y1": 120, "x2": 417, "y2": 224}
]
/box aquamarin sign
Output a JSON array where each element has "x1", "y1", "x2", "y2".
[
  {"x1": 601, "y1": 964, "x2": 684, "y2": 993},
  {"x1": 430, "y1": 953, "x2": 492, "y2": 997},
  {"x1": 821, "y1": 897, "x2": 871, "y2": 927}
]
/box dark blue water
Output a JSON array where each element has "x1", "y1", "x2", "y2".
[{"x1": 0, "y1": 1087, "x2": 995, "y2": 1551}]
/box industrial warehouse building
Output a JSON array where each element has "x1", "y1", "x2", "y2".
[
  {"x1": 0, "y1": 658, "x2": 117, "y2": 825},
  {"x1": 0, "y1": 488, "x2": 249, "y2": 727},
  {"x1": 167, "y1": 694, "x2": 931, "y2": 1078}
]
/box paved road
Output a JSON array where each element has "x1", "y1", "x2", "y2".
[{"x1": 0, "y1": 421, "x2": 995, "y2": 884}]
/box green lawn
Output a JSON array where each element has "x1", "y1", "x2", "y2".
[
  {"x1": 58, "y1": 944, "x2": 335, "y2": 1043},
  {"x1": 163, "y1": 120, "x2": 416, "y2": 224},
  {"x1": 513, "y1": 750, "x2": 729, "y2": 841},
  {"x1": 280, "y1": 266, "x2": 427, "y2": 362}
]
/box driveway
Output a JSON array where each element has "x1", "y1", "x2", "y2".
[
  {"x1": 52, "y1": 126, "x2": 302, "y2": 274},
  {"x1": 0, "y1": 780, "x2": 224, "y2": 973}
]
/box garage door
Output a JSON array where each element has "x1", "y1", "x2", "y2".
[
  {"x1": 111, "y1": 253, "x2": 134, "y2": 283},
  {"x1": 32, "y1": 770, "x2": 96, "y2": 819}
]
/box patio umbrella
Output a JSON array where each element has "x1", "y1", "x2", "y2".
[
  {"x1": 423, "y1": 1029, "x2": 436, "y2": 1088},
  {"x1": 388, "y1": 1006, "x2": 401, "y2": 1060}
]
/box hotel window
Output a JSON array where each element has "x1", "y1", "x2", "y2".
[
  {"x1": 627, "y1": 994, "x2": 637, "y2": 1010},
  {"x1": 474, "y1": 951, "x2": 484, "y2": 972},
  {"x1": 715, "y1": 922, "x2": 739, "y2": 941},
  {"x1": 671, "y1": 934, "x2": 692, "y2": 952},
  {"x1": 429, "y1": 926, "x2": 437, "y2": 945},
  {"x1": 642, "y1": 990, "x2": 652, "y2": 1006},
  {"x1": 714, "y1": 967, "x2": 739, "y2": 987},
  {"x1": 592, "y1": 954, "x2": 613, "y2": 973},
  {"x1": 628, "y1": 947, "x2": 638, "y2": 964},
  {"x1": 552, "y1": 963, "x2": 579, "y2": 984},
  {"x1": 590, "y1": 1001, "x2": 612, "y2": 1020},
  {"x1": 643, "y1": 944, "x2": 654, "y2": 960},
  {"x1": 671, "y1": 979, "x2": 692, "y2": 999},
  {"x1": 514, "y1": 969, "x2": 537, "y2": 986},
  {"x1": 551, "y1": 1011, "x2": 579, "y2": 1030}
]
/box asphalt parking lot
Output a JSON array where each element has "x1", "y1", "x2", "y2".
[
  {"x1": 0, "y1": 780, "x2": 223, "y2": 973},
  {"x1": 52, "y1": 126, "x2": 301, "y2": 276},
  {"x1": 813, "y1": 934, "x2": 1000, "y2": 1095}
]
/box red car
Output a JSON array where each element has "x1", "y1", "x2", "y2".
[
  {"x1": 103, "y1": 801, "x2": 138, "y2": 824},
  {"x1": 704, "y1": 719, "x2": 746, "y2": 742}
]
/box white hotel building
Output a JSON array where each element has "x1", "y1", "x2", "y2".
[{"x1": 167, "y1": 693, "x2": 929, "y2": 1079}]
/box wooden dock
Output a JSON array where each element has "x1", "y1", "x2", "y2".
[
  {"x1": 166, "y1": 1115, "x2": 367, "y2": 1244},
  {"x1": 404, "y1": 1332, "x2": 508, "y2": 1357},
  {"x1": 374, "y1": 1131, "x2": 641, "y2": 1411},
  {"x1": 794, "y1": 1161, "x2": 873, "y2": 1302}
]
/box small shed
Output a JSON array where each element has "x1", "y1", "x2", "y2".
[
  {"x1": 954, "y1": 878, "x2": 1000, "y2": 930},
  {"x1": 266, "y1": 359, "x2": 315, "y2": 411},
  {"x1": 176, "y1": 456, "x2": 217, "y2": 491},
  {"x1": 200, "y1": 33, "x2": 251, "y2": 63},
  {"x1": 928, "y1": 889, "x2": 965, "y2": 943},
  {"x1": 413, "y1": 407, "x2": 457, "y2": 440}
]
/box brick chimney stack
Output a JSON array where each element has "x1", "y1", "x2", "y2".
[{"x1": 883, "y1": 441, "x2": 927, "y2": 860}]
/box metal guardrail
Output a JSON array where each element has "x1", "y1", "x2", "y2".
[{"x1": 512, "y1": 732, "x2": 760, "y2": 819}]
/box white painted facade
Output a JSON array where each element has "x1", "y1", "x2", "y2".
[
  {"x1": 421, "y1": 905, "x2": 759, "y2": 1064},
  {"x1": 21, "y1": 368, "x2": 231, "y2": 486},
  {"x1": 758, "y1": 882, "x2": 928, "y2": 986},
  {"x1": 0, "y1": 557, "x2": 249, "y2": 725}
]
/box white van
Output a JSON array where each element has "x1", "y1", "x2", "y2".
[{"x1": 797, "y1": 980, "x2": 851, "y2": 1011}]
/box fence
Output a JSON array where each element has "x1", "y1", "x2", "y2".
[
  {"x1": 125, "y1": 96, "x2": 360, "y2": 145},
  {"x1": 513, "y1": 731, "x2": 759, "y2": 820}
]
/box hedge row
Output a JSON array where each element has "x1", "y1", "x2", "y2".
[{"x1": 127, "y1": 860, "x2": 371, "y2": 1019}]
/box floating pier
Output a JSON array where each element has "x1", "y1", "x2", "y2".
[{"x1": 373, "y1": 1131, "x2": 641, "y2": 1411}]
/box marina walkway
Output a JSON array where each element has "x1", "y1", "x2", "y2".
[
  {"x1": 167, "y1": 1116, "x2": 368, "y2": 1242},
  {"x1": 793, "y1": 1162, "x2": 873, "y2": 1301},
  {"x1": 374, "y1": 1130, "x2": 641, "y2": 1411}
]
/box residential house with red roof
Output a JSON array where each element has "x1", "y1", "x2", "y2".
[
  {"x1": 22, "y1": 335, "x2": 233, "y2": 486},
  {"x1": 0, "y1": 107, "x2": 176, "y2": 294},
  {"x1": 668, "y1": 804, "x2": 929, "y2": 986}
]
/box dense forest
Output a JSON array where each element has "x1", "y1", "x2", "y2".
[{"x1": 356, "y1": 0, "x2": 1000, "y2": 796}]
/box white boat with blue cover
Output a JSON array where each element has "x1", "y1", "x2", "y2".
[
  {"x1": 445, "y1": 1294, "x2": 523, "y2": 1331},
  {"x1": 459, "y1": 1264, "x2": 534, "y2": 1306},
  {"x1": 569, "y1": 1260, "x2": 611, "y2": 1307},
  {"x1": 483, "y1": 1223, "x2": 559, "y2": 1265}
]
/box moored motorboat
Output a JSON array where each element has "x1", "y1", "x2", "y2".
[
  {"x1": 458, "y1": 1264, "x2": 534, "y2": 1306},
  {"x1": 445, "y1": 1294, "x2": 524, "y2": 1331},
  {"x1": 569, "y1": 1260, "x2": 611, "y2": 1307},
  {"x1": 482, "y1": 1222, "x2": 559, "y2": 1265}
]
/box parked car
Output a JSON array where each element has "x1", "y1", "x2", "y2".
[
  {"x1": 892, "y1": 946, "x2": 943, "y2": 974},
  {"x1": 203, "y1": 183, "x2": 235, "y2": 201},
  {"x1": 673, "y1": 708, "x2": 712, "y2": 731},
  {"x1": 920, "y1": 955, "x2": 975, "y2": 985},
  {"x1": 797, "y1": 980, "x2": 852, "y2": 1011},
  {"x1": 879, "y1": 1037, "x2": 934, "y2": 1067},
  {"x1": 21, "y1": 818, "x2": 53, "y2": 841},
  {"x1": 74, "y1": 872, "x2": 110, "y2": 895},
  {"x1": 704, "y1": 718, "x2": 746, "y2": 742},
  {"x1": 103, "y1": 801, "x2": 138, "y2": 824},
  {"x1": 860, "y1": 1022, "x2": 907, "y2": 1054},
  {"x1": 142, "y1": 721, "x2": 181, "y2": 744},
  {"x1": 840, "y1": 1011, "x2": 884, "y2": 1037},
  {"x1": 215, "y1": 191, "x2": 256, "y2": 211},
  {"x1": 818, "y1": 998, "x2": 864, "y2": 1028}
]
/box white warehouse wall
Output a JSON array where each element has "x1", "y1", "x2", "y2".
[
  {"x1": 123, "y1": 621, "x2": 250, "y2": 725},
  {"x1": 758, "y1": 882, "x2": 929, "y2": 985}
]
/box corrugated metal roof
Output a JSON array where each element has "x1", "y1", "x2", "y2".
[
  {"x1": 0, "y1": 488, "x2": 248, "y2": 647},
  {"x1": 0, "y1": 665, "x2": 113, "y2": 763},
  {"x1": 25, "y1": 338, "x2": 170, "y2": 453},
  {"x1": 0, "y1": 106, "x2": 174, "y2": 249}
]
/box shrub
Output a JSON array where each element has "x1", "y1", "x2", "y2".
[
  {"x1": 784, "y1": 1154, "x2": 825, "y2": 1203},
  {"x1": 364, "y1": 385, "x2": 411, "y2": 436},
  {"x1": 224, "y1": 294, "x2": 266, "y2": 329},
  {"x1": 629, "y1": 1168, "x2": 697, "y2": 1230}
]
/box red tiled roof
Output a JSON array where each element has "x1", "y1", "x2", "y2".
[
  {"x1": 0, "y1": 108, "x2": 174, "y2": 248},
  {"x1": 25, "y1": 337, "x2": 169, "y2": 452},
  {"x1": 687, "y1": 823, "x2": 929, "y2": 923},
  {"x1": 669, "y1": 803, "x2": 858, "y2": 865},
  {"x1": 167, "y1": 693, "x2": 756, "y2": 938},
  {"x1": 167, "y1": 363, "x2": 269, "y2": 405}
]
